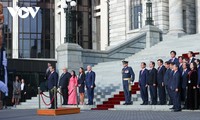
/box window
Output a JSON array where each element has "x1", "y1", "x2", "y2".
[
  {"x1": 18, "y1": 0, "x2": 55, "y2": 58},
  {"x1": 130, "y1": 0, "x2": 142, "y2": 30},
  {"x1": 2, "y1": 0, "x2": 13, "y2": 58}
]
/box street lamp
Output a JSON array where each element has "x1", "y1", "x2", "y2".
[
  {"x1": 61, "y1": 0, "x2": 77, "y2": 43},
  {"x1": 145, "y1": 0, "x2": 154, "y2": 25}
]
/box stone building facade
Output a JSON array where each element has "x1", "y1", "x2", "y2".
[{"x1": 93, "y1": 0, "x2": 200, "y2": 50}]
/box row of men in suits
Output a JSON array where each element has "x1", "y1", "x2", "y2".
[
  {"x1": 46, "y1": 65, "x2": 96, "y2": 109},
  {"x1": 138, "y1": 50, "x2": 200, "y2": 112}
]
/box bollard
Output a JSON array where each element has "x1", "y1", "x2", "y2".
[
  {"x1": 54, "y1": 86, "x2": 57, "y2": 109},
  {"x1": 38, "y1": 87, "x2": 41, "y2": 109},
  {"x1": 59, "y1": 86, "x2": 62, "y2": 108}
]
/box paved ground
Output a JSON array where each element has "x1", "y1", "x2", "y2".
[{"x1": 0, "y1": 109, "x2": 200, "y2": 120}]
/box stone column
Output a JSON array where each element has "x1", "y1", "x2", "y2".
[
  {"x1": 141, "y1": 25, "x2": 162, "y2": 48},
  {"x1": 196, "y1": 0, "x2": 200, "y2": 33},
  {"x1": 168, "y1": 0, "x2": 184, "y2": 35},
  {"x1": 12, "y1": 0, "x2": 19, "y2": 58},
  {"x1": 56, "y1": 43, "x2": 83, "y2": 75}
]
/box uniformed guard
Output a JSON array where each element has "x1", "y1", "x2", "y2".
[{"x1": 122, "y1": 60, "x2": 135, "y2": 105}]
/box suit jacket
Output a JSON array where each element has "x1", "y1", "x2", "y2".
[
  {"x1": 164, "y1": 68, "x2": 171, "y2": 86},
  {"x1": 78, "y1": 73, "x2": 86, "y2": 85},
  {"x1": 169, "y1": 58, "x2": 179, "y2": 65},
  {"x1": 157, "y1": 65, "x2": 166, "y2": 85},
  {"x1": 181, "y1": 69, "x2": 189, "y2": 88},
  {"x1": 59, "y1": 72, "x2": 71, "y2": 88},
  {"x1": 170, "y1": 71, "x2": 180, "y2": 91},
  {"x1": 168, "y1": 70, "x2": 174, "y2": 88},
  {"x1": 85, "y1": 71, "x2": 95, "y2": 87},
  {"x1": 45, "y1": 68, "x2": 51, "y2": 80},
  {"x1": 198, "y1": 66, "x2": 200, "y2": 85},
  {"x1": 147, "y1": 68, "x2": 157, "y2": 85},
  {"x1": 179, "y1": 64, "x2": 183, "y2": 75},
  {"x1": 189, "y1": 57, "x2": 196, "y2": 64},
  {"x1": 48, "y1": 71, "x2": 58, "y2": 90},
  {"x1": 139, "y1": 69, "x2": 149, "y2": 86}
]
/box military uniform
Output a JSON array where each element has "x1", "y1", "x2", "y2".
[{"x1": 122, "y1": 61, "x2": 135, "y2": 105}]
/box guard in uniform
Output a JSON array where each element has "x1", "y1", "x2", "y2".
[{"x1": 122, "y1": 61, "x2": 135, "y2": 105}]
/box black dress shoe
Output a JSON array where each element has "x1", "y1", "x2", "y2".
[
  {"x1": 172, "y1": 109, "x2": 181, "y2": 112},
  {"x1": 140, "y1": 103, "x2": 144, "y2": 105},
  {"x1": 86, "y1": 103, "x2": 93, "y2": 105},
  {"x1": 151, "y1": 103, "x2": 156, "y2": 105},
  {"x1": 143, "y1": 103, "x2": 148, "y2": 105},
  {"x1": 123, "y1": 103, "x2": 127, "y2": 105},
  {"x1": 127, "y1": 103, "x2": 132, "y2": 105},
  {"x1": 169, "y1": 107, "x2": 175, "y2": 110},
  {"x1": 48, "y1": 107, "x2": 53, "y2": 109},
  {"x1": 160, "y1": 103, "x2": 166, "y2": 105},
  {"x1": 127, "y1": 102, "x2": 133, "y2": 105},
  {"x1": 62, "y1": 103, "x2": 68, "y2": 105}
]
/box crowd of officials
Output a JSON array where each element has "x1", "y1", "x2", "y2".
[
  {"x1": 135, "y1": 51, "x2": 200, "y2": 112},
  {"x1": 44, "y1": 63, "x2": 96, "y2": 109}
]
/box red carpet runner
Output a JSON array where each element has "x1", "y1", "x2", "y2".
[{"x1": 91, "y1": 82, "x2": 140, "y2": 110}]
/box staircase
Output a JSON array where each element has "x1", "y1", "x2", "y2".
[
  {"x1": 91, "y1": 82, "x2": 140, "y2": 110},
  {"x1": 90, "y1": 34, "x2": 200, "y2": 110}
]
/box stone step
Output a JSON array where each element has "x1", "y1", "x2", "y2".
[{"x1": 110, "y1": 105, "x2": 173, "y2": 111}]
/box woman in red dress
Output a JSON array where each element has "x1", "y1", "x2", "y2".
[{"x1": 68, "y1": 70, "x2": 78, "y2": 105}]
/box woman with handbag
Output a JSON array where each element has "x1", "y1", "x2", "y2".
[{"x1": 12, "y1": 76, "x2": 21, "y2": 107}]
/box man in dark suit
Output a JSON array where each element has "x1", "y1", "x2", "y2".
[
  {"x1": 181, "y1": 62, "x2": 189, "y2": 108},
  {"x1": 164, "y1": 61, "x2": 172, "y2": 105},
  {"x1": 43, "y1": 63, "x2": 51, "y2": 91},
  {"x1": 86, "y1": 65, "x2": 96, "y2": 105},
  {"x1": 169, "y1": 51, "x2": 179, "y2": 65},
  {"x1": 178, "y1": 56, "x2": 183, "y2": 74},
  {"x1": 147, "y1": 61, "x2": 157, "y2": 105},
  {"x1": 45, "y1": 63, "x2": 51, "y2": 80},
  {"x1": 170, "y1": 64, "x2": 181, "y2": 112},
  {"x1": 58, "y1": 67, "x2": 71, "y2": 105},
  {"x1": 139, "y1": 62, "x2": 149, "y2": 105},
  {"x1": 168, "y1": 62, "x2": 175, "y2": 105},
  {"x1": 48, "y1": 66, "x2": 58, "y2": 109},
  {"x1": 157, "y1": 59, "x2": 166, "y2": 105},
  {"x1": 188, "y1": 51, "x2": 196, "y2": 64}
]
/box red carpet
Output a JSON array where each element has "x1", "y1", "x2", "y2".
[{"x1": 91, "y1": 82, "x2": 140, "y2": 110}]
